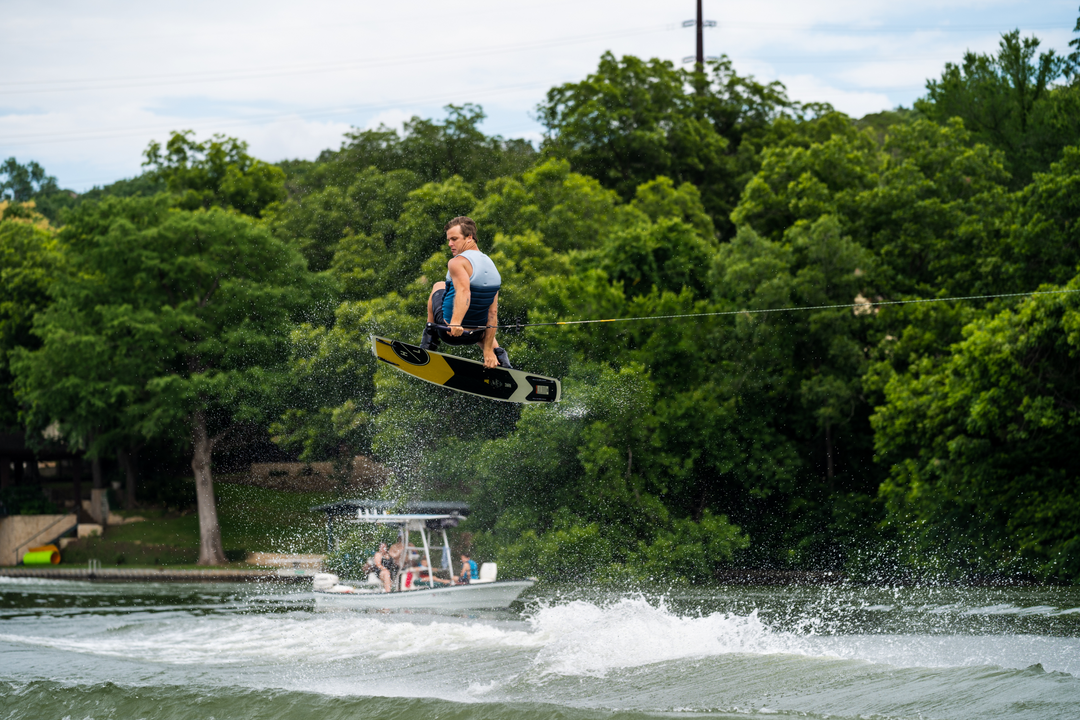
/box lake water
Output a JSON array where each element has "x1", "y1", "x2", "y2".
[{"x1": 2, "y1": 577, "x2": 1079, "y2": 719}]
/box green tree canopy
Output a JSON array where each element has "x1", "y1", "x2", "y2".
[
  {"x1": 142, "y1": 131, "x2": 286, "y2": 217},
  {"x1": 294, "y1": 104, "x2": 536, "y2": 193},
  {"x1": 732, "y1": 117, "x2": 1011, "y2": 297},
  {"x1": 9, "y1": 34, "x2": 1079, "y2": 585},
  {"x1": 916, "y1": 29, "x2": 1078, "y2": 188},
  {"x1": 537, "y1": 53, "x2": 822, "y2": 235},
  {"x1": 873, "y1": 280, "x2": 1080, "y2": 582},
  {"x1": 263, "y1": 167, "x2": 422, "y2": 274},
  {"x1": 0, "y1": 204, "x2": 61, "y2": 428},
  {"x1": 1, "y1": 158, "x2": 61, "y2": 202},
  {"x1": 12, "y1": 195, "x2": 321, "y2": 563},
  {"x1": 1068, "y1": 9, "x2": 1080, "y2": 80},
  {"x1": 0, "y1": 159, "x2": 81, "y2": 223}
]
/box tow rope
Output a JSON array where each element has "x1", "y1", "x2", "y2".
[{"x1": 433, "y1": 288, "x2": 1080, "y2": 331}]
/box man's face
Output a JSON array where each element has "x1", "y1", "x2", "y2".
[{"x1": 446, "y1": 225, "x2": 470, "y2": 256}]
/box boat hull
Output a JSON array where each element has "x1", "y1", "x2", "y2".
[{"x1": 313, "y1": 579, "x2": 535, "y2": 611}]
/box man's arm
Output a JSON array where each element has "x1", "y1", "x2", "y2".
[
  {"x1": 482, "y1": 292, "x2": 498, "y2": 368},
  {"x1": 447, "y1": 256, "x2": 472, "y2": 337}
]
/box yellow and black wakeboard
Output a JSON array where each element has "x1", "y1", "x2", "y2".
[{"x1": 371, "y1": 336, "x2": 561, "y2": 403}]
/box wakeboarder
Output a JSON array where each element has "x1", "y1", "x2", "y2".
[{"x1": 420, "y1": 216, "x2": 511, "y2": 369}]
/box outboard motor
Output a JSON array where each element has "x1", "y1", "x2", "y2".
[{"x1": 312, "y1": 573, "x2": 339, "y2": 592}]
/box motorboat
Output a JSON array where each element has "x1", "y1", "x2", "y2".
[{"x1": 309, "y1": 500, "x2": 534, "y2": 610}]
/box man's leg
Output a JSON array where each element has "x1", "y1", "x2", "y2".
[
  {"x1": 421, "y1": 283, "x2": 446, "y2": 350},
  {"x1": 426, "y1": 282, "x2": 444, "y2": 323}
]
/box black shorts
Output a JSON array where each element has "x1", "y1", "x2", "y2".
[{"x1": 431, "y1": 288, "x2": 487, "y2": 346}]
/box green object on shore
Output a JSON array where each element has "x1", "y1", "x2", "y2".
[{"x1": 23, "y1": 550, "x2": 59, "y2": 565}]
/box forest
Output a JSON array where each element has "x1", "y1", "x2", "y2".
[{"x1": 2, "y1": 22, "x2": 1080, "y2": 582}]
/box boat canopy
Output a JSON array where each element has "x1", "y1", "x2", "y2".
[
  {"x1": 311, "y1": 499, "x2": 469, "y2": 518},
  {"x1": 312, "y1": 500, "x2": 470, "y2": 558}
]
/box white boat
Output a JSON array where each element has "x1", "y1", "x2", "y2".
[
  {"x1": 309, "y1": 500, "x2": 534, "y2": 611},
  {"x1": 313, "y1": 575, "x2": 535, "y2": 610}
]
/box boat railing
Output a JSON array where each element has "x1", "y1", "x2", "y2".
[
  {"x1": 326, "y1": 507, "x2": 467, "y2": 592},
  {"x1": 390, "y1": 522, "x2": 455, "y2": 591}
]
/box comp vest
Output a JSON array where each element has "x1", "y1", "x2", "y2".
[{"x1": 442, "y1": 249, "x2": 501, "y2": 328}]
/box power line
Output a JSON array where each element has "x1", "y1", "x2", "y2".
[
  {"x1": 2, "y1": 18, "x2": 1066, "y2": 95},
  {"x1": 721, "y1": 21, "x2": 1065, "y2": 32},
  {"x1": 2, "y1": 0, "x2": 593, "y2": 50},
  {"x1": 0, "y1": 80, "x2": 555, "y2": 148},
  {"x1": 436, "y1": 289, "x2": 1080, "y2": 330},
  {"x1": 0, "y1": 25, "x2": 676, "y2": 96}
]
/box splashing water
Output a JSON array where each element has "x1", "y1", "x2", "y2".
[{"x1": 2, "y1": 579, "x2": 1080, "y2": 719}]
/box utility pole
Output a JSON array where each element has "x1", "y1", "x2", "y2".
[
  {"x1": 696, "y1": 0, "x2": 704, "y2": 68},
  {"x1": 682, "y1": 0, "x2": 717, "y2": 73}
]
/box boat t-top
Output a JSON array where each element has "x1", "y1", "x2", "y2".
[{"x1": 310, "y1": 500, "x2": 534, "y2": 610}]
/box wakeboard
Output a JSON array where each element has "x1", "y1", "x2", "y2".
[{"x1": 371, "y1": 335, "x2": 561, "y2": 403}]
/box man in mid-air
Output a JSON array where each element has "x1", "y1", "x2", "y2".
[{"x1": 420, "y1": 216, "x2": 511, "y2": 369}]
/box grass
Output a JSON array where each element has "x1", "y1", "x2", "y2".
[{"x1": 47, "y1": 481, "x2": 338, "y2": 568}]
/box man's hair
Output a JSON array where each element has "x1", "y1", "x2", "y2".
[{"x1": 445, "y1": 216, "x2": 477, "y2": 240}]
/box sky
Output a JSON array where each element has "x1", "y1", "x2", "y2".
[{"x1": 2, "y1": 1, "x2": 1077, "y2": 193}]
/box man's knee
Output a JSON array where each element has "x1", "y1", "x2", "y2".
[{"x1": 428, "y1": 282, "x2": 446, "y2": 308}]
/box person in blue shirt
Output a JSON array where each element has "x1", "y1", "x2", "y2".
[
  {"x1": 420, "y1": 216, "x2": 511, "y2": 369},
  {"x1": 456, "y1": 551, "x2": 479, "y2": 584}
]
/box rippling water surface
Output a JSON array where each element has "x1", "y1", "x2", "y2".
[{"x1": 2, "y1": 577, "x2": 1079, "y2": 719}]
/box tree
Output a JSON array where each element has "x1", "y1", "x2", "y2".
[
  {"x1": 1068, "y1": 8, "x2": 1080, "y2": 81},
  {"x1": 0, "y1": 203, "x2": 61, "y2": 428},
  {"x1": 0, "y1": 158, "x2": 60, "y2": 203},
  {"x1": 142, "y1": 131, "x2": 286, "y2": 217},
  {"x1": 473, "y1": 158, "x2": 628, "y2": 253},
  {"x1": 460, "y1": 364, "x2": 748, "y2": 584},
  {"x1": 731, "y1": 117, "x2": 1011, "y2": 297},
  {"x1": 917, "y1": 29, "x2": 1074, "y2": 187},
  {"x1": 298, "y1": 104, "x2": 536, "y2": 193},
  {"x1": 786, "y1": 217, "x2": 876, "y2": 489},
  {"x1": 537, "y1": 53, "x2": 815, "y2": 235},
  {"x1": 270, "y1": 293, "x2": 415, "y2": 463},
  {"x1": 995, "y1": 144, "x2": 1080, "y2": 291},
  {"x1": 264, "y1": 167, "x2": 422, "y2": 274},
  {"x1": 259, "y1": 49, "x2": 1080, "y2": 582},
  {"x1": 538, "y1": 54, "x2": 724, "y2": 198},
  {"x1": 872, "y1": 279, "x2": 1080, "y2": 581},
  {"x1": 13, "y1": 196, "x2": 318, "y2": 563}
]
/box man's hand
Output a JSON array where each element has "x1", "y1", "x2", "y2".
[
  {"x1": 449, "y1": 324, "x2": 464, "y2": 337},
  {"x1": 483, "y1": 348, "x2": 498, "y2": 368}
]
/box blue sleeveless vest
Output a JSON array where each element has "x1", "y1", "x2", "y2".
[{"x1": 442, "y1": 250, "x2": 501, "y2": 328}]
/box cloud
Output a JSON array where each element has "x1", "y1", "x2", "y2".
[
  {"x1": 777, "y1": 75, "x2": 894, "y2": 117},
  {"x1": 1, "y1": 0, "x2": 1073, "y2": 190},
  {"x1": 364, "y1": 109, "x2": 415, "y2": 133},
  {"x1": 230, "y1": 118, "x2": 355, "y2": 163}
]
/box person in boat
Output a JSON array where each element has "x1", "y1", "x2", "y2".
[
  {"x1": 368, "y1": 542, "x2": 400, "y2": 593},
  {"x1": 456, "y1": 552, "x2": 478, "y2": 585},
  {"x1": 420, "y1": 216, "x2": 511, "y2": 369},
  {"x1": 414, "y1": 555, "x2": 452, "y2": 586}
]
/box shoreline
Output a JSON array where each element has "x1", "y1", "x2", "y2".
[
  {"x1": 1, "y1": 566, "x2": 1050, "y2": 586},
  {"x1": 0, "y1": 566, "x2": 312, "y2": 582}
]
